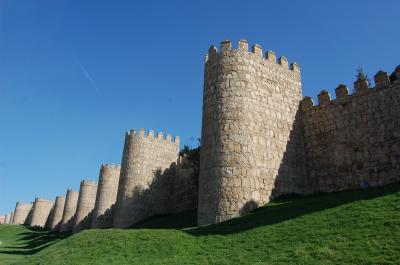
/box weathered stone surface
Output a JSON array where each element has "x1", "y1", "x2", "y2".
[
  {"x1": 73, "y1": 180, "x2": 98, "y2": 233},
  {"x1": 48, "y1": 196, "x2": 65, "y2": 231},
  {"x1": 198, "y1": 40, "x2": 306, "y2": 225},
  {"x1": 12, "y1": 202, "x2": 33, "y2": 225},
  {"x1": 29, "y1": 198, "x2": 53, "y2": 228},
  {"x1": 92, "y1": 164, "x2": 121, "y2": 229},
  {"x1": 59, "y1": 189, "x2": 79, "y2": 232},
  {"x1": 113, "y1": 129, "x2": 197, "y2": 228}
]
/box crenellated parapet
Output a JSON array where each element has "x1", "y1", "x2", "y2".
[
  {"x1": 205, "y1": 39, "x2": 300, "y2": 74},
  {"x1": 300, "y1": 67, "x2": 399, "y2": 111}
]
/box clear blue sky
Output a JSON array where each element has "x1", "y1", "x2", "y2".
[{"x1": 0, "y1": 0, "x2": 398, "y2": 214}]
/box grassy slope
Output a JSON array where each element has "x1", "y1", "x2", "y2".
[{"x1": 1, "y1": 183, "x2": 399, "y2": 265}]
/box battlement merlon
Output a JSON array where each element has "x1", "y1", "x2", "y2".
[
  {"x1": 125, "y1": 128, "x2": 180, "y2": 145},
  {"x1": 301, "y1": 66, "x2": 400, "y2": 111},
  {"x1": 205, "y1": 39, "x2": 300, "y2": 74}
]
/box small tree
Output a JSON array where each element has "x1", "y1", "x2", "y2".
[{"x1": 356, "y1": 67, "x2": 371, "y2": 86}]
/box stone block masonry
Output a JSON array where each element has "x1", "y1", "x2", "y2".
[
  {"x1": 12, "y1": 202, "x2": 33, "y2": 225},
  {"x1": 92, "y1": 164, "x2": 120, "y2": 229},
  {"x1": 48, "y1": 196, "x2": 66, "y2": 231},
  {"x1": 73, "y1": 180, "x2": 98, "y2": 233},
  {"x1": 300, "y1": 68, "x2": 400, "y2": 193},
  {"x1": 0, "y1": 215, "x2": 4, "y2": 224},
  {"x1": 113, "y1": 129, "x2": 180, "y2": 228},
  {"x1": 59, "y1": 189, "x2": 79, "y2": 232},
  {"x1": 29, "y1": 198, "x2": 54, "y2": 227},
  {"x1": 198, "y1": 39, "x2": 306, "y2": 225}
]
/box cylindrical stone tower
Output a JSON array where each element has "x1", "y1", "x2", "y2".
[
  {"x1": 48, "y1": 196, "x2": 66, "y2": 231},
  {"x1": 113, "y1": 129, "x2": 180, "y2": 228},
  {"x1": 10, "y1": 212, "x2": 14, "y2": 224},
  {"x1": 12, "y1": 202, "x2": 33, "y2": 225},
  {"x1": 59, "y1": 189, "x2": 79, "y2": 232},
  {"x1": 0, "y1": 215, "x2": 5, "y2": 224},
  {"x1": 198, "y1": 39, "x2": 304, "y2": 225},
  {"x1": 92, "y1": 164, "x2": 121, "y2": 229},
  {"x1": 72, "y1": 180, "x2": 98, "y2": 233},
  {"x1": 4, "y1": 212, "x2": 12, "y2": 224},
  {"x1": 29, "y1": 198, "x2": 54, "y2": 227}
]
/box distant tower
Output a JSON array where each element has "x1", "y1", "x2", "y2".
[
  {"x1": 29, "y1": 198, "x2": 54, "y2": 227},
  {"x1": 48, "y1": 196, "x2": 66, "y2": 231},
  {"x1": 0, "y1": 215, "x2": 5, "y2": 224},
  {"x1": 4, "y1": 213, "x2": 11, "y2": 224},
  {"x1": 12, "y1": 202, "x2": 33, "y2": 225},
  {"x1": 113, "y1": 129, "x2": 180, "y2": 228},
  {"x1": 198, "y1": 40, "x2": 305, "y2": 225},
  {"x1": 72, "y1": 180, "x2": 98, "y2": 233},
  {"x1": 59, "y1": 189, "x2": 79, "y2": 232},
  {"x1": 92, "y1": 164, "x2": 121, "y2": 229}
]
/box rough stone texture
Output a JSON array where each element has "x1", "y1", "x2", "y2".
[
  {"x1": 92, "y1": 164, "x2": 121, "y2": 229},
  {"x1": 59, "y1": 189, "x2": 79, "y2": 232},
  {"x1": 300, "y1": 75, "x2": 400, "y2": 193},
  {"x1": 4, "y1": 213, "x2": 11, "y2": 224},
  {"x1": 198, "y1": 40, "x2": 306, "y2": 225},
  {"x1": 0, "y1": 215, "x2": 4, "y2": 224},
  {"x1": 12, "y1": 202, "x2": 33, "y2": 225},
  {"x1": 29, "y1": 198, "x2": 54, "y2": 228},
  {"x1": 113, "y1": 129, "x2": 181, "y2": 228},
  {"x1": 72, "y1": 180, "x2": 98, "y2": 233},
  {"x1": 48, "y1": 196, "x2": 66, "y2": 231}
]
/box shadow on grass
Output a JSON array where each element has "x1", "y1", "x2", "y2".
[
  {"x1": 0, "y1": 227, "x2": 71, "y2": 256},
  {"x1": 132, "y1": 182, "x2": 400, "y2": 236}
]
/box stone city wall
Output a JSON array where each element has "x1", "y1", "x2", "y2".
[
  {"x1": 92, "y1": 164, "x2": 120, "y2": 229},
  {"x1": 198, "y1": 39, "x2": 306, "y2": 225},
  {"x1": 48, "y1": 195, "x2": 66, "y2": 231},
  {"x1": 73, "y1": 180, "x2": 98, "y2": 233},
  {"x1": 59, "y1": 189, "x2": 79, "y2": 232},
  {"x1": 12, "y1": 202, "x2": 33, "y2": 225},
  {"x1": 113, "y1": 129, "x2": 180, "y2": 228},
  {"x1": 29, "y1": 198, "x2": 53, "y2": 227},
  {"x1": 4, "y1": 213, "x2": 11, "y2": 224},
  {"x1": 300, "y1": 67, "x2": 400, "y2": 193},
  {"x1": 0, "y1": 215, "x2": 4, "y2": 224}
]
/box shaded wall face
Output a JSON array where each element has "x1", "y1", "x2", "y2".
[
  {"x1": 13, "y1": 203, "x2": 33, "y2": 225},
  {"x1": 113, "y1": 131, "x2": 180, "y2": 228},
  {"x1": 59, "y1": 190, "x2": 79, "y2": 232},
  {"x1": 302, "y1": 83, "x2": 400, "y2": 192},
  {"x1": 198, "y1": 43, "x2": 305, "y2": 225},
  {"x1": 49, "y1": 196, "x2": 65, "y2": 231},
  {"x1": 29, "y1": 200, "x2": 53, "y2": 228},
  {"x1": 73, "y1": 182, "x2": 98, "y2": 233},
  {"x1": 92, "y1": 165, "x2": 120, "y2": 229}
]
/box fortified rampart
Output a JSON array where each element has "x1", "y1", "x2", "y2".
[
  {"x1": 113, "y1": 129, "x2": 181, "y2": 228},
  {"x1": 0, "y1": 215, "x2": 4, "y2": 224},
  {"x1": 10, "y1": 212, "x2": 14, "y2": 224},
  {"x1": 59, "y1": 189, "x2": 79, "y2": 232},
  {"x1": 12, "y1": 202, "x2": 33, "y2": 225},
  {"x1": 300, "y1": 69, "x2": 400, "y2": 193},
  {"x1": 29, "y1": 198, "x2": 54, "y2": 227},
  {"x1": 198, "y1": 40, "x2": 306, "y2": 225},
  {"x1": 72, "y1": 180, "x2": 98, "y2": 233},
  {"x1": 48, "y1": 196, "x2": 66, "y2": 231},
  {"x1": 92, "y1": 164, "x2": 120, "y2": 229}
]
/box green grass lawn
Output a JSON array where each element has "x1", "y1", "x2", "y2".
[{"x1": 1, "y1": 183, "x2": 399, "y2": 265}]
